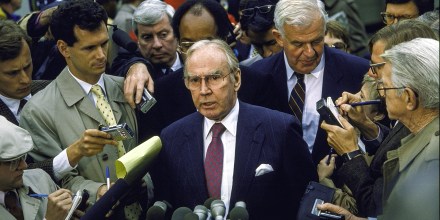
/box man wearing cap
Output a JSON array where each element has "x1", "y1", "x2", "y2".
[{"x1": 0, "y1": 116, "x2": 75, "y2": 220}]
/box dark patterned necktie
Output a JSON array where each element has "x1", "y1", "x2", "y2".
[
  {"x1": 204, "y1": 123, "x2": 226, "y2": 199},
  {"x1": 5, "y1": 191, "x2": 24, "y2": 220},
  {"x1": 289, "y1": 73, "x2": 306, "y2": 122},
  {"x1": 17, "y1": 99, "x2": 27, "y2": 114}
]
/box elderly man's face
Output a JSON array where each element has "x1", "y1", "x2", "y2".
[
  {"x1": 185, "y1": 46, "x2": 241, "y2": 121},
  {"x1": 137, "y1": 15, "x2": 178, "y2": 68},
  {"x1": 0, "y1": 157, "x2": 27, "y2": 191},
  {"x1": 378, "y1": 63, "x2": 406, "y2": 120},
  {"x1": 273, "y1": 15, "x2": 325, "y2": 75},
  {"x1": 0, "y1": 39, "x2": 33, "y2": 100},
  {"x1": 368, "y1": 40, "x2": 387, "y2": 78}
]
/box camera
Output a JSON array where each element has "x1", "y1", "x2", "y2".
[
  {"x1": 99, "y1": 123, "x2": 134, "y2": 141},
  {"x1": 311, "y1": 199, "x2": 345, "y2": 220},
  {"x1": 136, "y1": 88, "x2": 157, "y2": 113}
]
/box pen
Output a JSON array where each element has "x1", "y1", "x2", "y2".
[
  {"x1": 106, "y1": 166, "x2": 110, "y2": 190},
  {"x1": 29, "y1": 194, "x2": 49, "y2": 198},
  {"x1": 337, "y1": 100, "x2": 381, "y2": 107}
]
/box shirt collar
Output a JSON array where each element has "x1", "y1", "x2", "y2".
[
  {"x1": 0, "y1": 94, "x2": 32, "y2": 115},
  {"x1": 68, "y1": 68, "x2": 106, "y2": 95},
  {"x1": 204, "y1": 99, "x2": 239, "y2": 139},
  {"x1": 284, "y1": 50, "x2": 325, "y2": 80},
  {"x1": 162, "y1": 53, "x2": 183, "y2": 73}
]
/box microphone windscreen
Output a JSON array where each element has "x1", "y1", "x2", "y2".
[
  {"x1": 146, "y1": 205, "x2": 166, "y2": 220},
  {"x1": 229, "y1": 206, "x2": 249, "y2": 220},
  {"x1": 171, "y1": 207, "x2": 192, "y2": 220},
  {"x1": 193, "y1": 205, "x2": 208, "y2": 220},
  {"x1": 210, "y1": 200, "x2": 226, "y2": 218},
  {"x1": 81, "y1": 179, "x2": 130, "y2": 219},
  {"x1": 183, "y1": 212, "x2": 199, "y2": 220},
  {"x1": 203, "y1": 197, "x2": 215, "y2": 210},
  {"x1": 112, "y1": 28, "x2": 137, "y2": 53}
]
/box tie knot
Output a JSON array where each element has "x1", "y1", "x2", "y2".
[
  {"x1": 18, "y1": 99, "x2": 27, "y2": 114},
  {"x1": 211, "y1": 123, "x2": 226, "y2": 138},
  {"x1": 295, "y1": 72, "x2": 305, "y2": 81},
  {"x1": 91, "y1": 85, "x2": 104, "y2": 97},
  {"x1": 5, "y1": 191, "x2": 18, "y2": 207}
]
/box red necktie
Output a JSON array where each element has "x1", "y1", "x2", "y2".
[
  {"x1": 204, "y1": 123, "x2": 226, "y2": 199},
  {"x1": 289, "y1": 73, "x2": 306, "y2": 122},
  {"x1": 5, "y1": 191, "x2": 24, "y2": 220}
]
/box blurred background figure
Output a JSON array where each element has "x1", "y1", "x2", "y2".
[
  {"x1": 325, "y1": 20, "x2": 351, "y2": 53},
  {"x1": 381, "y1": 0, "x2": 434, "y2": 26},
  {"x1": 0, "y1": 0, "x2": 21, "y2": 21}
]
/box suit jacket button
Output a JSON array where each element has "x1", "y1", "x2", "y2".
[{"x1": 102, "y1": 153, "x2": 109, "y2": 161}]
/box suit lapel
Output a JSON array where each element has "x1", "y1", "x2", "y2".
[
  {"x1": 18, "y1": 187, "x2": 42, "y2": 220},
  {"x1": 0, "y1": 99, "x2": 19, "y2": 125},
  {"x1": 230, "y1": 102, "x2": 265, "y2": 204},
  {"x1": 57, "y1": 68, "x2": 105, "y2": 125},
  {"x1": 183, "y1": 113, "x2": 209, "y2": 199},
  {"x1": 274, "y1": 52, "x2": 289, "y2": 111},
  {"x1": 321, "y1": 47, "x2": 344, "y2": 99}
]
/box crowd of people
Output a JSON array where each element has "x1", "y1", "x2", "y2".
[{"x1": 0, "y1": 0, "x2": 438, "y2": 219}]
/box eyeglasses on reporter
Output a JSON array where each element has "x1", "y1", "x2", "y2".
[
  {"x1": 0, "y1": 154, "x2": 27, "y2": 171},
  {"x1": 380, "y1": 12, "x2": 417, "y2": 25},
  {"x1": 241, "y1": 5, "x2": 274, "y2": 17},
  {"x1": 369, "y1": 62, "x2": 386, "y2": 76}
]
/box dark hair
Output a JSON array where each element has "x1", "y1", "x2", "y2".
[
  {"x1": 0, "y1": 20, "x2": 31, "y2": 61},
  {"x1": 172, "y1": 0, "x2": 232, "y2": 41},
  {"x1": 369, "y1": 19, "x2": 438, "y2": 52},
  {"x1": 239, "y1": 0, "x2": 277, "y2": 33},
  {"x1": 385, "y1": 0, "x2": 434, "y2": 15},
  {"x1": 50, "y1": 0, "x2": 108, "y2": 46},
  {"x1": 325, "y1": 20, "x2": 350, "y2": 48}
]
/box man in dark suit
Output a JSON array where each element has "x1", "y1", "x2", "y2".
[
  {"x1": 110, "y1": 0, "x2": 183, "y2": 80},
  {"x1": 150, "y1": 39, "x2": 317, "y2": 219},
  {"x1": 135, "y1": 0, "x2": 275, "y2": 141},
  {"x1": 250, "y1": 0, "x2": 369, "y2": 165}
]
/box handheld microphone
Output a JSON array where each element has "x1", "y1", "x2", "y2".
[
  {"x1": 193, "y1": 205, "x2": 208, "y2": 220},
  {"x1": 210, "y1": 200, "x2": 226, "y2": 220},
  {"x1": 203, "y1": 197, "x2": 215, "y2": 210},
  {"x1": 112, "y1": 28, "x2": 138, "y2": 53},
  {"x1": 229, "y1": 201, "x2": 249, "y2": 220},
  {"x1": 146, "y1": 201, "x2": 170, "y2": 220},
  {"x1": 171, "y1": 207, "x2": 192, "y2": 220},
  {"x1": 183, "y1": 212, "x2": 199, "y2": 220}
]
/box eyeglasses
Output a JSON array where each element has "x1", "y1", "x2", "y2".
[
  {"x1": 241, "y1": 5, "x2": 274, "y2": 17},
  {"x1": 376, "y1": 82, "x2": 405, "y2": 97},
  {"x1": 369, "y1": 62, "x2": 386, "y2": 76},
  {"x1": 0, "y1": 154, "x2": 27, "y2": 171},
  {"x1": 326, "y1": 42, "x2": 347, "y2": 51},
  {"x1": 380, "y1": 12, "x2": 417, "y2": 25},
  {"x1": 184, "y1": 72, "x2": 232, "y2": 90},
  {"x1": 178, "y1": 41, "x2": 196, "y2": 54}
]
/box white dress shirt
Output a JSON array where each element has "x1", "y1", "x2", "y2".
[
  {"x1": 0, "y1": 93, "x2": 31, "y2": 123},
  {"x1": 284, "y1": 52, "x2": 325, "y2": 153},
  {"x1": 203, "y1": 99, "x2": 239, "y2": 217},
  {"x1": 161, "y1": 52, "x2": 183, "y2": 74}
]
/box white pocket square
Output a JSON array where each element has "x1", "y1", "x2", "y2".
[{"x1": 255, "y1": 164, "x2": 274, "y2": 177}]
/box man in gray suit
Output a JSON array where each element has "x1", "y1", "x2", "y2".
[
  {"x1": 0, "y1": 116, "x2": 75, "y2": 220},
  {"x1": 19, "y1": 0, "x2": 142, "y2": 217}
]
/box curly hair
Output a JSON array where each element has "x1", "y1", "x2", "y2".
[{"x1": 50, "y1": 0, "x2": 108, "y2": 46}]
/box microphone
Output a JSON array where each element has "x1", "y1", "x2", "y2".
[
  {"x1": 146, "y1": 201, "x2": 170, "y2": 220},
  {"x1": 171, "y1": 207, "x2": 192, "y2": 220},
  {"x1": 229, "y1": 201, "x2": 249, "y2": 220},
  {"x1": 183, "y1": 212, "x2": 199, "y2": 220},
  {"x1": 112, "y1": 28, "x2": 138, "y2": 53},
  {"x1": 203, "y1": 197, "x2": 215, "y2": 210},
  {"x1": 193, "y1": 205, "x2": 208, "y2": 220},
  {"x1": 210, "y1": 200, "x2": 226, "y2": 220}
]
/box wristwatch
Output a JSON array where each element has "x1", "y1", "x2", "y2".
[{"x1": 342, "y1": 149, "x2": 364, "y2": 163}]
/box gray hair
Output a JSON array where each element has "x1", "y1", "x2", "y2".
[
  {"x1": 133, "y1": 0, "x2": 175, "y2": 30},
  {"x1": 381, "y1": 38, "x2": 439, "y2": 109},
  {"x1": 184, "y1": 39, "x2": 239, "y2": 82},
  {"x1": 416, "y1": 10, "x2": 439, "y2": 34},
  {"x1": 274, "y1": 0, "x2": 328, "y2": 37}
]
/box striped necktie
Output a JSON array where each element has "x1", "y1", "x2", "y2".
[
  {"x1": 289, "y1": 73, "x2": 306, "y2": 122},
  {"x1": 5, "y1": 191, "x2": 24, "y2": 220}
]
